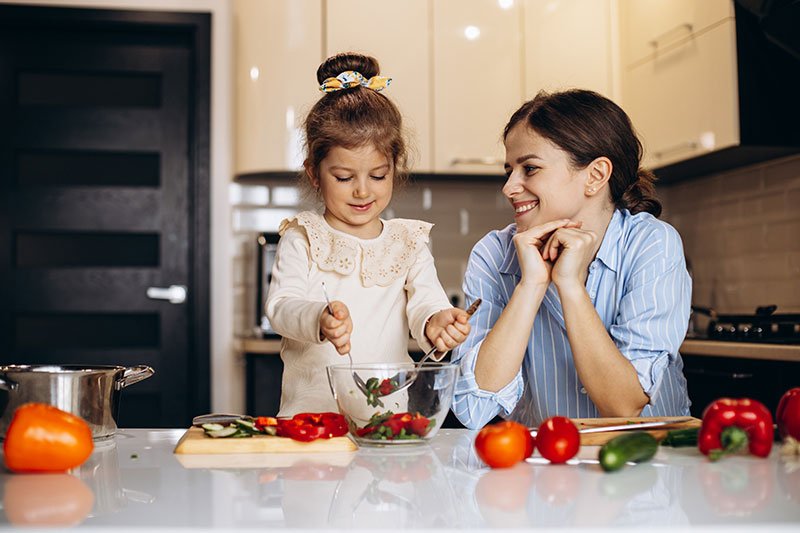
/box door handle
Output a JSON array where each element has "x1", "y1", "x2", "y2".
[{"x1": 146, "y1": 285, "x2": 187, "y2": 304}]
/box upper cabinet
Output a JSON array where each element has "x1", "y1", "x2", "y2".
[
  {"x1": 432, "y1": 0, "x2": 523, "y2": 174},
  {"x1": 524, "y1": 0, "x2": 615, "y2": 100},
  {"x1": 620, "y1": 0, "x2": 800, "y2": 181},
  {"x1": 233, "y1": 0, "x2": 321, "y2": 176},
  {"x1": 620, "y1": 0, "x2": 735, "y2": 170},
  {"x1": 326, "y1": 0, "x2": 432, "y2": 171},
  {"x1": 233, "y1": 1, "x2": 800, "y2": 181}
]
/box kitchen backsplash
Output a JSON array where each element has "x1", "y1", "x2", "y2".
[
  {"x1": 231, "y1": 178, "x2": 511, "y2": 337},
  {"x1": 231, "y1": 154, "x2": 800, "y2": 337},
  {"x1": 660, "y1": 154, "x2": 800, "y2": 314}
]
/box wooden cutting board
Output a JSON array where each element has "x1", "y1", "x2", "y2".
[
  {"x1": 572, "y1": 416, "x2": 701, "y2": 446},
  {"x1": 173, "y1": 427, "x2": 358, "y2": 455}
]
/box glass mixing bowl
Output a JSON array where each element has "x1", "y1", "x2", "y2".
[{"x1": 326, "y1": 362, "x2": 459, "y2": 447}]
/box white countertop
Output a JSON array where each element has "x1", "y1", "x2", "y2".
[{"x1": 0, "y1": 429, "x2": 798, "y2": 531}]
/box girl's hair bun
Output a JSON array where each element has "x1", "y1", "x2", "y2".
[{"x1": 316, "y1": 53, "x2": 380, "y2": 84}]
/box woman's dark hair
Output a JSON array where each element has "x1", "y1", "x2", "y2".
[
  {"x1": 503, "y1": 89, "x2": 661, "y2": 217},
  {"x1": 303, "y1": 52, "x2": 409, "y2": 188}
]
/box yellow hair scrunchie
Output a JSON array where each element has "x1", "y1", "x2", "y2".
[{"x1": 319, "y1": 70, "x2": 392, "y2": 93}]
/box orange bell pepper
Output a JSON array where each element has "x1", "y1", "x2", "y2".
[{"x1": 3, "y1": 403, "x2": 94, "y2": 473}]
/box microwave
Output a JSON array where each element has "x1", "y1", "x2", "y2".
[{"x1": 256, "y1": 232, "x2": 280, "y2": 338}]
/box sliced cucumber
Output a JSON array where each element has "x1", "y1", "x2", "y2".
[
  {"x1": 206, "y1": 426, "x2": 239, "y2": 438},
  {"x1": 201, "y1": 423, "x2": 224, "y2": 432}
]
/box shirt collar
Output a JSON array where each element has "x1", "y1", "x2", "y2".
[{"x1": 595, "y1": 209, "x2": 623, "y2": 273}]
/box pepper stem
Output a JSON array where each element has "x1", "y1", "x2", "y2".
[{"x1": 708, "y1": 426, "x2": 749, "y2": 461}]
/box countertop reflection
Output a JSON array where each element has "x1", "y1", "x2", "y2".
[{"x1": 0, "y1": 429, "x2": 798, "y2": 531}]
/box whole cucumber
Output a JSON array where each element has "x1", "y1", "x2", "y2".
[{"x1": 599, "y1": 431, "x2": 658, "y2": 472}]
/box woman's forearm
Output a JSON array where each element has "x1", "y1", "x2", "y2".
[
  {"x1": 474, "y1": 282, "x2": 547, "y2": 392},
  {"x1": 557, "y1": 284, "x2": 649, "y2": 416}
]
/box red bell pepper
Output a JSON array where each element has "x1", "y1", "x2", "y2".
[
  {"x1": 777, "y1": 387, "x2": 800, "y2": 441},
  {"x1": 698, "y1": 398, "x2": 773, "y2": 461},
  {"x1": 277, "y1": 412, "x2": 348, "y2": 442}
]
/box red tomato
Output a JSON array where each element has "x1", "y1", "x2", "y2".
[
  {"x1": 408, "y1": 415, "x2": 432, "y2": 437},
  {"x1": 777, "y1": 387, "x2": 800, "y2": 440},
  {"x1": 535, "y1": 416, "x2": 579, "y2": 464},
  {"x1": 474, "y1": 421, "x2": 533, "y2": 469},
  {"x1": 3, "y1": 403, "x2": 94, "y2": 473}
]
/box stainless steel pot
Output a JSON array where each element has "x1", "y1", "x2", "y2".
[{"x1": 0, "y1": 364, "x2": 154, "y2": 440}]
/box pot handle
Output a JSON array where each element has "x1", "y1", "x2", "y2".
[
  {"x1": 0, "y1": 373, "x2": 18, "y2": 391},
  {"x1": 116, "y1": 365, "x2": 155, "y2": 390}
]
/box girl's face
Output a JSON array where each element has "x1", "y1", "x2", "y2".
[
  {"x1": 502, "y1": 124, "x2": 588, "y2": 232},
  {"x1": 310, "y1": 143, "x2": 393, "y2": 239}
]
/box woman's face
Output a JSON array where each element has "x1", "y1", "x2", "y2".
[{"x1": 502, "y1": 124, "x2": 587, "y2": 232}]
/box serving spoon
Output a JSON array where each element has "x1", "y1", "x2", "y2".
[
  {"x1": 321, "y1": 282, "x2": 373, "y2": 401},
  {"x1": 366, "y1": 298, "x2": 483, "y2": 403}
]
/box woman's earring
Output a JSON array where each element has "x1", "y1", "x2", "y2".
[{"x1": 587, "y1": 187, "x2": 596, "y2": 194}]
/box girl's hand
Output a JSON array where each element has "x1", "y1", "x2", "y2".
[
  {"x1": 425, "y1": 308, "x2": 472, "y2": 353},
  {"x1": 320, "y1": 301, "x2": 353, "y2": 355},
  {"x1": 542, "y1": 225, "x2": 597, "y2": 291},
  {"x1": 512, "y1": 219, "x2": 582, "y2": 286}
]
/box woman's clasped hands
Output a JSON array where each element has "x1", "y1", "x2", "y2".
[{"x1": 513, "y1": 218, "x2": 598, "y2": 290}]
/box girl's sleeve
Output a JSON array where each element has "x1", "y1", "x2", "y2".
[
  {"x1": 265, "y1": 228, "x2": 328, "y2": 345},
  {"x1": 450, "y1": 235, "x2": 524, "y2": 429},
  {"x1": 404, "y1": 244, "x2": 452, "y2": 355},
  {"x1": 609, "y1": 224, "x2": 692, "y2": 406}
]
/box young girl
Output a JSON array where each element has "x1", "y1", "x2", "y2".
[
  {"x1": 266, "y1": 53, "x2": 471, "y2": 416},
  {"x1": 452, "y1": 89, "x2": 692, "y2": 429}
]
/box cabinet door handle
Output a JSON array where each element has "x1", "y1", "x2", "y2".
[
  {"x1": 648, "y1": 23, "x2": 693, "y2": 49},
  {"x1": 685, "y1": 368, "x2": 753, "y2": 380},
  {"x1": 653, "y1": 140, "x2": 698, "y2": 159},
  {"x1": 450, "y1": 157, "x2": 503, "y2": 167}
]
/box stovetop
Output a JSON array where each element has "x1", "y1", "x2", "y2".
[{"x1": 694, "y1": 311, "x2": 800, "y2": 344}]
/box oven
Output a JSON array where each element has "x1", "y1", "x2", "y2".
[{"x1": 256, "y1": 232, "x2": 280, "y2": 338}]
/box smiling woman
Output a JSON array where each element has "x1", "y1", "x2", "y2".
[{"x1": 452, "y1": 89, "x2": 692, "y2": 430}]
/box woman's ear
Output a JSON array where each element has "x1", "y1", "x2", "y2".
[
  {"x1": 585, "y1": 157, "x2": 612, "y2": 196},
  {"x1": 304, "y1": 160, "x2": 319, "y2": 190}
]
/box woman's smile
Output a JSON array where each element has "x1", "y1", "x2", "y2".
[{"x1": 513, "y1": 200, "x2": 539, "y2": 217}]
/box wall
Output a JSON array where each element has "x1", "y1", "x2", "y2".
[
  {"x1": 231, "y1": 178, "x2": 512, "y2": 337},
  {"x1": 237, "y1": 153, "x2": 800, "y2": 343},
  {"x1": 1, "y1": 0, "x2": 240, "y2": 414},
  {"x1": 660, "y1": 154, "x2": 800, "y2": 314}
]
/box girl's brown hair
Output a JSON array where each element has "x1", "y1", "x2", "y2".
[
  {"x1": 503, "y1": 89, "x2": 662, "y2": 217},
  {"x1": 303, "y1": 52, "x2": 409, "y2": 187}
]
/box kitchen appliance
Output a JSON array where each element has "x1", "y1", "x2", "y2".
[
  {"x1": 256, "y1": 232, "x2": 280, "y2": 338},
  {"x1": 0, "y1": 364, "x2": 154, "y2": 439},
  {"x1": 691, "y1": 305, "x2": 800, "y2": 344}
]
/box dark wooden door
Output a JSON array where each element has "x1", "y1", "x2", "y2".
[{"x1": 0, "y1": 6, "x2": 210, "y2": 427}]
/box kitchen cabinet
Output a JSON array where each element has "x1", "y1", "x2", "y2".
[
  {"x1": 233, "y1": 0, "x2": 322, "y2": 176},
  {"x1": 619, "y1": 0, "x2": 800, "y2": 182},
  {"x1": 682, "y1": 354, "x2": 797, "y2": 418},
  {"x1": 246, "y1": 353, "x2": 283, "y2": 417},
  {"x1": 326, "y1": 0, "x2": 433, "y2": 171},
  {"x1": 523, "y1": 0, "x2": 615, "y2": 99},
  {"x1": 432, "y1": 0, "x2": 523, "y2": 174}
]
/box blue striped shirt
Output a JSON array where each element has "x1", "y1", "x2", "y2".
[{"x1": 451, "y1": 209, "x2": 692, "y2": 429}]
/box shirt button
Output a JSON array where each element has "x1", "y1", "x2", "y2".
[{"x1": 580, "y1": 387, "x2": 587, "y2": 394}]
